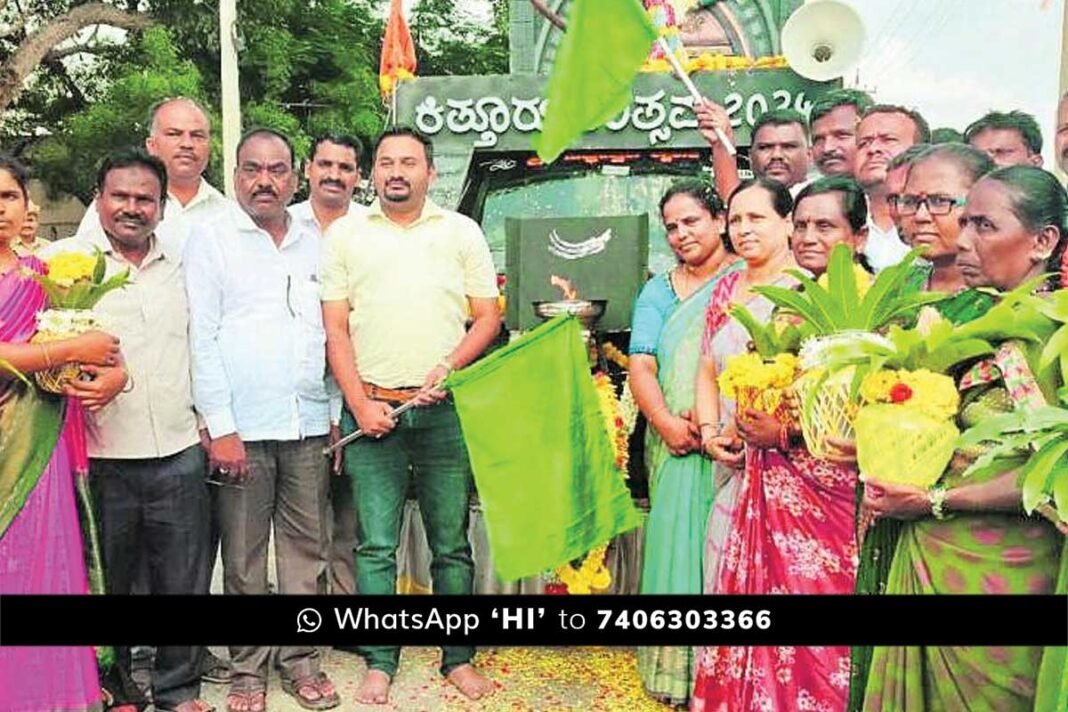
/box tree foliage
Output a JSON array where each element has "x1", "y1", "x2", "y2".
[{"x1": 2, "y1": 0, "x2": 509, "y2": 201}]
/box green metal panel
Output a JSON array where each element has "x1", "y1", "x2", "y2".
[{"x1": 505, "y1": 214, "x2": 648, "y2": 332}]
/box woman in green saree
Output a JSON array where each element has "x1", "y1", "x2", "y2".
[
  {"x1": 629, "y1": 180, "x2": 740, "y2": 706},
  {"x1": 859, "y1": 165, "x2": 1066, "y2": 712}
]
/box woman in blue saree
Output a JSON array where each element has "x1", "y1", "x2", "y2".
[{"x1": 629, "y1": 180, "x2": 741, "y2": 706}]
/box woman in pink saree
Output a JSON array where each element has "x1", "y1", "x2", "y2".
[
  {"x1": 0, "y1": 154, "x2": 123, "y2": 712},
  {"x1": 691, "y1": 177, "x2": 862, "y2": 712}
]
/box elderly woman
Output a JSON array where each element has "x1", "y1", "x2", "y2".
[
  {"x1": 859, "y1": 165, "x2": 1066, "y2": 711},
  {"x1": 0, "y1": 154, "x2": 124, "y2": 712},
  {"x1": 629, "y1": 179, "x2": 740, "y2": 706}
]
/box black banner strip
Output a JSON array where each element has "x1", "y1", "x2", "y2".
[{"x1": 1, "y1": 595, "x2": 1065, "y2": 646}]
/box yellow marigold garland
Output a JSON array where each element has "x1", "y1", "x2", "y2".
[
  {"x1": 593, "y1": 372, "x2": 630, "y2": 474},
  {"x1": 554, "y1": 545, "x2": 611, "y2": 595}
]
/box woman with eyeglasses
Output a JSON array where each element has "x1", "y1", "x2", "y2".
[
  {"x1": 858, "y1": 166, "x2": 1067, "y2": 711},
  {"x1": 895, "y1": 144, "x2": 994, "y2": 296}
]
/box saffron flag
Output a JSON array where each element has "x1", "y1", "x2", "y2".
[
  {"x1": 379, "y1": 0, "x2": 417, "y2": 96},
  {"x1": 533, "y1": 0, "x2": 659, "y2": 163},
  {"x1": 445, "y1": 316, "x2": 642, "y2": 581}
]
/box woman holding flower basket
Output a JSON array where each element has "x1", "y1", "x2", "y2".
[
  {"x1": 0, "y1": 155, "x2": 125, "y2": 712},
  {"x1": 628, "y1": 180, "x2": 741, "y2": 706},
  {"x1": 859, "y1": 166, "x2": 1067, "y2": 711},
  {"x1": 690, "y1": 177, "x2": 868, "y2": 712}
]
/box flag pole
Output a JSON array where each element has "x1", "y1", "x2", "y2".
[{"x1": 657, "y1": 37, "x2": 737, "y2": 156}]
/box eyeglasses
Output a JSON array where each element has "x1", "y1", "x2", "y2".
[{"x1": 890, "y1": 193, "x2": 966, "y2": 217}]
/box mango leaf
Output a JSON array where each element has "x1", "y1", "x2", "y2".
[
  {"x1": 1053, "y1": 467, "x2": 1068, "y2": 524},
  {"x1": 752, "y1": 285, "x2": 834, "y2": 332},
  {"x1": 1021, "y1": 438, "x2": 1068, "y2": 514},
  {"x1": 731, "y1": 304, "x2": 779, "y2": 359},
  {"x1": 924, "y1": 338, "x2": 995, "y2": 374},
  {"x1": 64, "y1": 280, "x2": 94, "y2": 309},
  {"x1": 85, "y1": 269, "x2": 131, "y2": 308},
  {"x1": 791, "y1": 269, "x2": 849, "y2": 330},
  {"x1": 957, "y1": 410, "x2": 1029, "y2": 449},
  {"x1": 825, "y1": 244, "x2": 859, "y2": 326},
  {"x1": 963, "y1": 451, "x2": 1028, "y2": 481},
  {"x1": 28, "y1": 273, "x2": 69, "y2": 308},
  {"x1": 91, "y1": 249, "x2": 106, "y2": 284},
  {"x1": 1039, "y1": 325, "x2": 1068, "y2": 371}
]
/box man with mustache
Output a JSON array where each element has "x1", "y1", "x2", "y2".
[
  {"x1": 964, "y1": 110, "x2": 1044, "y2": 167},
  {"x1": 695, "y1": 104, "x2": 811, "y2": 199},
  {"x1": 748, "y1": 108, "x2": 811, "y2": 192},
  {"x1": 321, "y1": 126, "x2": 500, "y2": 705},
  {"x1": 76, "y1": 97, "x2": 229, "y2": 253},
  {"x1": 185, "y1": 128, "x2": 340, "y2": 712},
  {"x1": 855, "y1": 104, "x2": 931, "y2": 271},
  {"x1": 808, "y1": 88, "x2": 873, "y2": 178},
  {"x1": 289, "y1": 134, "x2": 366, "y2": 597},
  {"x1": 43, "y1": 148, "x2": 213, "y2": 712}
]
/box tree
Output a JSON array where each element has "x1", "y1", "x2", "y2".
[{"x1": 3, "y1": 1, "x2": 509, "y2": 199}]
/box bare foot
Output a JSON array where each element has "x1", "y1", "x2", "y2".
[
  {"x1": 355, "y1": 669, "x2": 391, "y2": 705},
  {"x1": 446, "y1": 664, "x2": 496, "y2": 700}
]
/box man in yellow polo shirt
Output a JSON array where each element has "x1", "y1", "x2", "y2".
[{"x1": 321, "y1": 126, "x2": 500, "y2": 706}]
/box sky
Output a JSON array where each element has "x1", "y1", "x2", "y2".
[{"x1": 835, "y1": 0, "x2": 1064, "y2": 166}]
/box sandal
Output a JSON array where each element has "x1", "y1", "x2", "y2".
[
  {"x1": 225, "y1": 689, "x2": 266, "y2": 712},
  {"x1": 158, "y1": 700, "x2": 216, "y2": 712},
  {"x1": 281, "y1": 672, "x2": 341, "y2": 711}
]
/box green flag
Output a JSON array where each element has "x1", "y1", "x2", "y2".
[
  {"x1": 446, "y1": 316, "x2": 642, "y2": 581},
  {"x1": 533, "y1": 0, "x2": 659, "y2": 163}
]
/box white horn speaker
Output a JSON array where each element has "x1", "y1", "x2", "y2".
[{"x1": 781, "y1": 0, "x2": 865, "y2": 82}]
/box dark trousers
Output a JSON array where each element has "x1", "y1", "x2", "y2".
[
  {"x1": 91, "y1": 444, "x2": 211, "y2": 709},
  {"x1": 343, "y1": 400, "x2": 476, "y2": 677}
]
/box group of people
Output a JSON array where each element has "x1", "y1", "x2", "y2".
[
  {"x1": 1, "y1": 82, "x2": 1067, "y2": 712},
  {"x1": 1, "y1": 97, "x2": 498, "y2": 712},
  {"x1": 631, "y1": 88, "x2": 1068, "y2": 711}
]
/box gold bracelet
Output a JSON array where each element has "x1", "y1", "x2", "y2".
[
  {"x1": 927, "y1": 485, "x2": 949, "y2": 520},
  {"x1": 40, "y1": 343, "x2": 53, "y2": 369}
]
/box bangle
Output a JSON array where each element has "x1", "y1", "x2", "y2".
[
  {"x1": 40, "y1": 343, "x2": 53, "y2": 369},
  {"x1": 778, "y1": 423, "x2": 790, "y2": 451},
  {"x1": 438, "y1": 356, "x2": 455, "y2": 373},
  {"x1": 927, "y1": 485, "x2": 949, "y2": 520},
  {"x1": 698, "y1": 422, "x2": 717, "y2": 432},
  {"x1": 649, "y1": 406, "x2": 669, "y2": 423}
]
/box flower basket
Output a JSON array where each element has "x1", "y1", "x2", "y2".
[
  {"x1": 794, "y1": 332, "x2": 892, "y2": 459},
  {"x1": 793, "y1": 365, "x2": 858, "y2": 459},
  {"x1": 30, "y1": 309, "x2": 104, "y2": 393},
  {"x1": 718, "y1": 352, "x2": 800, "y2": 426},
  {"x1": 855, "y1": 404, "x2": 959, "y2": 488}
]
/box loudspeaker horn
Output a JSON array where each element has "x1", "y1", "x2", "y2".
[{"x1": 781, "y1": 0, "x2": 865, "y2": 82}]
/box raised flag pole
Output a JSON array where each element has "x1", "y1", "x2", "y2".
[{"x1": 657, "y1": 37, "x2": 737, "y2": 156}]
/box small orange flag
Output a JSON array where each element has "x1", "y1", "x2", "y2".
[{"x1": 379, "y1": 0, "x2": 417, "y2": 96}]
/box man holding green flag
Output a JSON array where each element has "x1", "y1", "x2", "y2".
[{"x1": 534, "y1": 0, "x2": 659, "y2": 163}]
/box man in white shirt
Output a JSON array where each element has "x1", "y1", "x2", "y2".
[
  {"x1": 289, "y1": 133, "x2": 366, "y2": 597},
  {"x1": 76, "y1": 97, "x2": 230, "y2": 252},
  {"x1": 45, "y1": 149, "x2": 212, "y2": 712},
  {"x1": 185, "y1": 129, "x2": 339, "y2": 711},
  {"x1": 855, "y1": 104, "x2": 931, "y2": 271}
]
